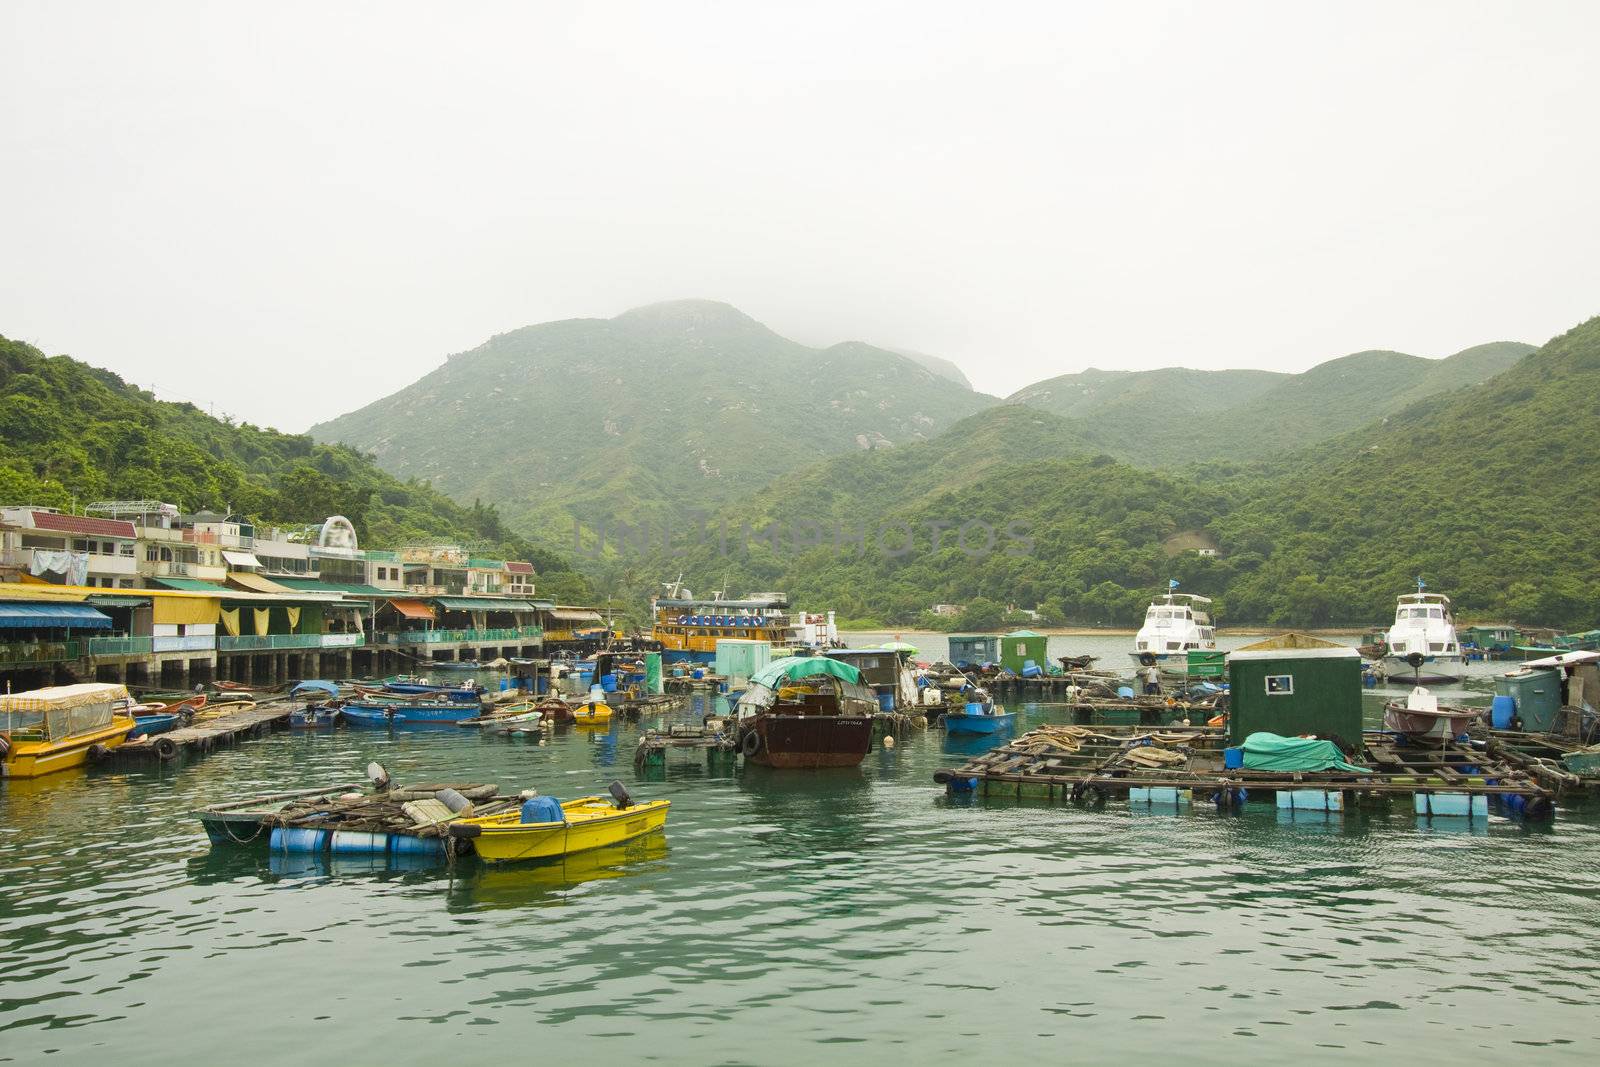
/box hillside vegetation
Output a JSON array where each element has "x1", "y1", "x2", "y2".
[
  {"x1": 311, "y1": 301, "x2": 994, "y2": 542},
  {"x1": 0, "y1": 336, "x2": 591, "y2": 599},
  {"x1": 1007, "y1": 342, "x2": 1532, "y2": 467},
  {"x1": 616, "y1": 321, "x2": 1592, "y2": 630}
]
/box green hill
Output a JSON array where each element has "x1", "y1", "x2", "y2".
[
  {"x1": 1006, "y1": 343, "x2": 1532, "y2": 468},
  {"x1": 0, "y1": 335, "x2": 591, "y2": 598},
  {"x1": 619, "y1": 321, "x2": 1590, "y2": 630},
  {"x1": 310, "y1": 300, "x2": 994, "y2": 541}
]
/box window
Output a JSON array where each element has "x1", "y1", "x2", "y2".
[
  {"x1": 1265, "y1": 674, "x2": 1294, "y2": 695},
  {"x1": 119, "y1": 542, "x2": 134, "y2": 557},
  {"x1": 146, "y1": 546, "x2": 159, "y2": 562}
]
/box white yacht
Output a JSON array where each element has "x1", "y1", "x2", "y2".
[
  {"x1": 1131, "y1": 593, "x2": 1216, "y2": 667},
  {"x1": 1382, "y1": 589, "x2": 1464, "y2": 684}
]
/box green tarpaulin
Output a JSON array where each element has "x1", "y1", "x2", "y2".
[
  {"x1": 1241, "y1": 732, "x2": 1370, "y2": 774},
  {"x1": 750, "y1": 656, "x2": 863, "y2": 689}
]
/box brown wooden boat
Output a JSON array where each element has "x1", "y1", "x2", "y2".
[{"x1": 737, "y1": 683, "x2": 878, "y2": 769}]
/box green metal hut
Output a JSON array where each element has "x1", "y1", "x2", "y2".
[
  {"x1": 1000, "y1": 630, "x2": 1049, "y2": 675},
  {"x1": 947, "y1": 634, "x2": 999, "y2": 668},
  {"x1": 1227, "y1": 633, "x2": 1362, "y2": 745}
]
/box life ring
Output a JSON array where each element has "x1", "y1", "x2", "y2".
[{"x1": 740, "y1": 730, "x2": 763, "y2": 757}]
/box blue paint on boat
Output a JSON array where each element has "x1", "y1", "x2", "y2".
[
  {"x1": 127, "y1": 712, "x2": 182, "y2": 737},
  {"x1": 342, "y1": 701, "x2": 484, "y2": 727},
  {"x1": 944, "y1": 705, "x2": 1017, "y2": 735},
  {"x1": 381, "y1": 683, "x2": 481, "y2": 702}
]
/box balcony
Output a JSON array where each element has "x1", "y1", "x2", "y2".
[
  {"x1": 377, "y1": 625, "x2": 543, "y2": 646},
  {"x1": 87, "y1": 635, "x2": 155, "y2": 656},
  {"x1": 139, "y1": 559, "x2": 198, "y2": 578},
  {"x1": 153, "y1": 635, "x2": 216, "y2": 653},
  {"x1": 218, "y1": 633, "x2": 368, "y2": 652}
]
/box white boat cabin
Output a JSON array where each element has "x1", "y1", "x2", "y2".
[
  {"x1": 1133, "y1": 594, "x2": 1216, "y2": 658},
  {"x1": 1385, "y1": 593, "x2": 1460, "y2": 657}
]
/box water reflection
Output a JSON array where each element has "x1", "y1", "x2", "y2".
[{"x1": 447, "y1": 835, "x2": 670, "y2": 910}]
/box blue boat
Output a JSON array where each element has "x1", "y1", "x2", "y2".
[
  {"x1": 379, "y1": 682, "x2": 482, "y2": 702},
  {"x1": 944, "y1": 700, "x2": 1016, "y2": 735},
  {"x1": 343, "y1": 701, "x2": 484, "y2": 727},
  {"x1": 127, "y1": 712, "x2": 182, "y2": 737}
]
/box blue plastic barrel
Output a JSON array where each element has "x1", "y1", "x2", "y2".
[
  {"x1": 330, "y1": 830, "x2": 389, "y2": 854},
  {"x1": 520, "y1": 795, "x2": 564, "y2": 824},
  {"x1": 600, "y1": 673, "x2": 618, "y2": 692},
  {"x1": 1022, "y1": 664, "x2": 1043, "y2": 678},
  {"x1": 1223, "y1": 747, "x2": 1243, "y2": 769},
  {"x1": 878, "y1": 692, "x2": 895, "y2": 711},
  {"x1": 965, "y1": 702, "x2": 983, "y2": 715},
  {"x1": 389, "y1": 835, "x2": 446, "y2": 858},
  {"x1": 270, "y1": 827, "x2": 329, "y2": 853},
  {"x1": 1117, "y1": 685, "x2": 1134, "y2": 699},
  {"x1": 691, "y1": 668, "x2": 705, "y2": 680},
  {"x1": 1490, "y1": 695, "x2": 1517, "y2": 729}
]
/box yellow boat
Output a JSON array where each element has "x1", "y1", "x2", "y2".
[
  {"x1": 450, "y1": 788, "x2": 669, "y2": 864},
  {"x1": 1, "y1": 683, "x2": 136, "y2": 779},
  {"x1": 573, "y1": 701, "x2": 613, "y2": 724}
]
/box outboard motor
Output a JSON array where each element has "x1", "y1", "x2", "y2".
[{"x1": 608, "y1": 779, "x2": 634, "y2": 809}]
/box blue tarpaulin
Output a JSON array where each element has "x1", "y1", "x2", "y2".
[{"x1": 0, "y1": 602, "x2": 114, "y2": 629}]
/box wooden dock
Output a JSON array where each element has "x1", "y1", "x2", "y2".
[{"x1": 107, "y1": 700, "x2": 295, "y2": 766}]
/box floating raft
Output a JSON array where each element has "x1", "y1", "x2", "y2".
[
  {"x1": 1479, "y1": 730, "x2": 1600, "y2": 795},
  {"x1": 934, "y1": 725, "x2": 1556, "y2": 818},
  {"x1": 197, "y1": 781, "x2": 519, "y2": 857},
  {"x1": 106, "y1": 699, "x2": 294, "y2": 766},
  {"x1": 634, "y1": 719, "x2": 738, "y2": 768}
]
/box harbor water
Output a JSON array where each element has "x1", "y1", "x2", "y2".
[{"x1": 3, "y1": 674, "x2": 1599, "y2": 1063}]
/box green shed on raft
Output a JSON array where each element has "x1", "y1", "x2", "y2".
[
  {"x1": 1227, "y1": 633, "x2": 1362, "y2": 745},
  {"x1": 1000, "y1": 630, "x2": 1049, "y2": 676}
]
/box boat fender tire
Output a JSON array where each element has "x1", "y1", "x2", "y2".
[
  {"x1": 448, "y1": 823, "x2": 482, "y2": 839},
  {"x1": 87, "y1": 743, "x2": 111, "y2": 764},
  {"x1": 740, "y1": 730, "x2": 763, "y2": 757},
  {"x1": 154, "y1": 737, "x2": 179, "y2": 761}
]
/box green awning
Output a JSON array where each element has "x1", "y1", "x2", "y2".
[
  {"x1": 151, "y1": 578, "x2": 231, "y2": 593},
  {"x1": 750, "y1": 656, "x2": 863, "y2": 689},
  {"x1": 434, "y1": 597, "x2": 539, "y2": 612}
]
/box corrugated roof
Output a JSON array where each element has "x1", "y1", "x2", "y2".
[
  {"x1": 275, "y1": 578, "x2": 391, "y2": 596},
  {"x1": 434, "y1": 596, "x2": 539, "y2": 612},
  {"x1": 28, "y1": 512, "x2": 136, "y2": 538},
  {"x1": 85, "y1": 595, "x2": 151, "y2": 608},
  {"x1": 227, "y1": 572, "x2": 294, "y2": 594}
]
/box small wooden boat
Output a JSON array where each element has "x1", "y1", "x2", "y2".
[
  {"x1": 127, "y1": 711, "x2": 183, "y2": 737},
  {"x1": 2, "y1": 683, "x2": 137, "y2": 778},
  {"x1": 458, "y1": 704, "x2": 544, "y2": 728},
  {"x1": 449, "y1": 783, "x2": 669, "y2": 864},
  {"x1": 291, "y1": 703, "x2": 343, "y2": 728},
  {"x1": 943, "y1": 693, "x2": 1016, "y2": 735},
  {"x1": 573, "y1": 701, "x2": 613, "y2": 725},
  {"x1": 1383, "y1": 686, "x2": 1481, "y2": 741}
]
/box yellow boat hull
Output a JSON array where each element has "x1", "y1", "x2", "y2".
[
  {"x1": 456, "y1": 796, "x2": 669, "y2": 863},
  {"x1": 2, "y1": 717, "x2": 135, "y2": 779},
  {"x1": 573, "y1": 704, "x2": 613, "y2": 724}
]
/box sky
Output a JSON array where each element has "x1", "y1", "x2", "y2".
[{"x1": 3, "y1": 1, "x2": 1598, "y2": 429}]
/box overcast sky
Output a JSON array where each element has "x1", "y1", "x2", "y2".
[{"x1": 4, "y1": 2, "x2": 1597, "y2": 430}]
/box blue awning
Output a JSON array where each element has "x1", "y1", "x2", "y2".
[{"x1": 0, "y1": 603, "x2": 114, "y2": 630}]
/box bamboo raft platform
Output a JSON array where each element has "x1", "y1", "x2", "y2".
[
  {"x1": 107, "y1": 698, "x2": 295, "y2": 766},
  {"x1": 934, "y1": 725, "x2": 1557, "y2": 818},
  {"x1": 197, "y1": 780, "x2": 519, "y2": 858},
  {"x1": 1478, "y1": 730, "x2": 1600, "y2": 795},
  {"x1": 634, "y1": 719, "x2": 738, "y2": 768}
]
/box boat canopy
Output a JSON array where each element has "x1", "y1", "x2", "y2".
[
  {"x1": 878, "y1": 640, "x2": 919, "y2": 654},
  {"x1": 0, "y1": 682, "x2": 129, "y2": 713},
  {"x1": 0, "y1": 602, "x2": 114, "y2": 629},
  {"x1": 750, "y1": 656, "x2": 863, "y2": 689},
  {"x1": 290, "y1": 680, "x2": 341, "y2": 698}
]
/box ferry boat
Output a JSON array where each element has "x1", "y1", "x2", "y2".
[
  {"x1": 1381, "y1": 586, "x2": 1464, "y2": 684},
  {"x1": 1130, "y1": 593, "x2": 1216, "y2": 667},
  {"x1": 1, "y1": 683, "x2": 137, "y2": 778},
  {"x1": 652, "y1": 588, "x2": 837, "y2": 664}
]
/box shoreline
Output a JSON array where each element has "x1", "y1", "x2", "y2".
[{"x1": 839, "y1": 627, "x2": 1364, "y2": 638}]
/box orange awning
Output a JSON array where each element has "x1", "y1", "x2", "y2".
[{"x1": 391, "y1": 598, "x2": 436, "y2": 621}]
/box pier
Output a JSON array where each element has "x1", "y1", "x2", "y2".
[{"x1": 106, "y1": 699, "x2": 295, "y2": 766}]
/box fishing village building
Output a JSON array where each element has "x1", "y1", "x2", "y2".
[{"x1": 0, "y1": 503, "x2": 605, "y2": 693}]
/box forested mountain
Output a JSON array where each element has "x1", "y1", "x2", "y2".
[
  {"x1": 1006, "y1": 342, "x2": 1532, "y2": 467},
  {"x1": 311, "y1": 301, "x2": 994, "y2": 541},
  {"x1": 614, "y1": 319, "x2": 1592, "y2": 630},
  {"x1": 0, "y1": 336, "x2": 591, "y2": 599}
]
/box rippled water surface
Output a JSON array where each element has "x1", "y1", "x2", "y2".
[{"x1": 4, "y1": 691, "x2": 1599, "y2": 1065}]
